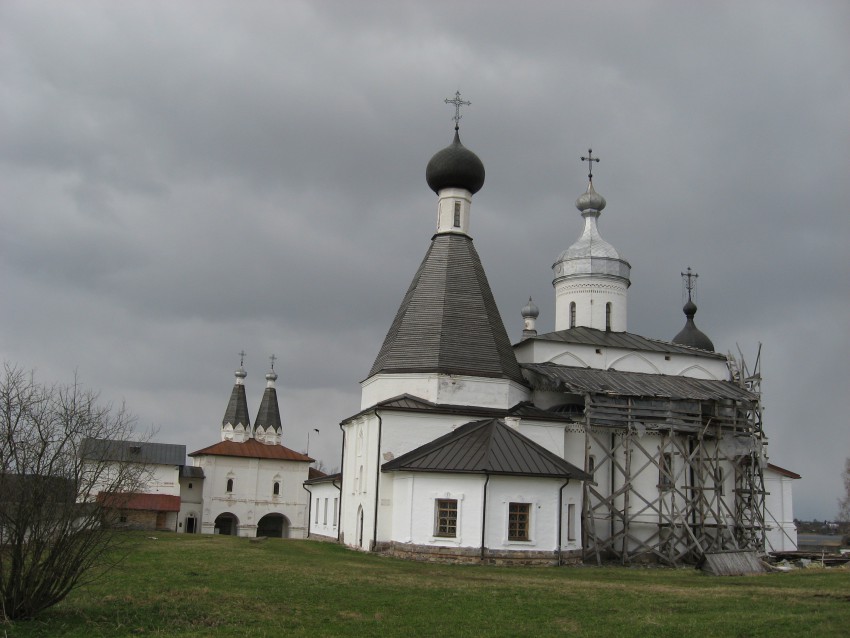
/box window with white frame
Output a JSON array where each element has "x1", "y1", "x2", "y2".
[
  {"x1": 434, "y1": 499, "x2": 458, "y2": 538},
  {"x1": 508, "y1": 502, "x2": 531, "y2": 541}
]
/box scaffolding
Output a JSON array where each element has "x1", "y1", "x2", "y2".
[{"x1": 581, "y1": 349, "x2": 766, "y2": 566}]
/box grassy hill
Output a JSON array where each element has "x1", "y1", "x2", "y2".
[{"x1": 7, "y1": 533, "x2": 850, "y2": 637}]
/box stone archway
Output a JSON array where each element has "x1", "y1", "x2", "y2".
[
  {"x1": 214, "y1": 512, "x2": 239, "y2": 536},
  {"x1": 257, "y1": 513, "x2": 290, "y2": 538}
]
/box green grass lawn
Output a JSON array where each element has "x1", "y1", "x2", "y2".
[{"x1": 6, "y1": 533, "x2": 850, "y2": 637}]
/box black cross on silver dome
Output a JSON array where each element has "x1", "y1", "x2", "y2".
[
  {"x1": 581, "y1": 149, "x2": 600, "y2": 181},
  {"x1": 445, "y1": 91, "x2": 471, "y2": 130}
]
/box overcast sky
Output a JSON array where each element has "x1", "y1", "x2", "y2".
[{"x1": 2, "y1": 1, "x2": 848, "y2": 520}]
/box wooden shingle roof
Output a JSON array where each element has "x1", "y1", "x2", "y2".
[
  {"x1": 382, "y1": 418, "x2": 590, "y2": 480},
  {"x1": 368, "y1": 234, "x2": 525, "y2": 385}
]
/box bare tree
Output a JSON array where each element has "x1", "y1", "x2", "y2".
[
  {"x1": 0, "y1": 364, "x2": 147, "y2": 620},
  {"x1": 839, "y1": 457, "x2": 850, "y2": 522}
]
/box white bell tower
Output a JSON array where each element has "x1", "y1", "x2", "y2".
[{"x1": 552, "y1": 149, "x2": 631, "y2": 332}]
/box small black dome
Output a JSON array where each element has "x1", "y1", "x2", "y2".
[
  {"x1": 426, "y1": 130, "x2": 485, "y2": 195},
  {"x1": 672, "y1": 300, "x2": 715, "y2": 352}
]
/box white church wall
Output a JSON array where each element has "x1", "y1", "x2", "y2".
[
  {"x1": 486, "y1": 477, "x2": 582, "y2": 553},
  {"x1": 515, "y1": 340, "x2": 728, "y2": 380},
  {"x1": 195, "y1": 454, "x2": 309, "y2": 538},
  {"x1": 307, "y1": 480, "x2": 341, "y2": 540},
  {"x1": 386, "y1": 473, "x2": 583, "y2": 557},
  {"x1": 361, "y1": 373, "x2": 529, "y2": 411},
  {"x1": 389, "y1": 473, "x2": 484, "y2": 547},
  {"x1": 554, "y1": 278, "x2": 629, "y2": 333},
  {"x1": 764, "y1": 468, "x2": 798, "y2": 552},
  {"x1": 177, "y1": 475, "x2": 203, "y2": 534}
]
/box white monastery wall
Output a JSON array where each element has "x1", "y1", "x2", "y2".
[
  {"x1": 361, "y1": 373, "x2": 529, "y2": 411},
  {"x1": 307, "y1": 481, "x2": 341, "y2": 540},
  {"x1": 764, "y1": 469, "x2": 798, "y2": 552}
]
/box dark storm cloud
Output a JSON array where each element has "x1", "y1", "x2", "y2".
[{"x1": 1, "y1": 0, "x2": 847, "y2": 516}]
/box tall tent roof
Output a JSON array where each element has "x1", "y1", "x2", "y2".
[
  {"x1": 368, "y1": 233, "x2": 525, "y2": 384},
  {"x1": 254, "y1": 381, "x2": 282, "y2": 432},
  {"x1": 222, "y1": 382, "x2": 251, "y2": 429}
]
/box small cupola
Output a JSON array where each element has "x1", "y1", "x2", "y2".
[
  {"x1": 521, "y1": 297, "x2": 539, "y2": 340},
  {"x1": 427, "y1": 92, "x2": 485, "y2": 235},
  {"x1": 553, "y1": 149, "x2": 631, "y2": 332},
  {"x1": 671, "y1": 268, "x2": 715, "y2": 352}
]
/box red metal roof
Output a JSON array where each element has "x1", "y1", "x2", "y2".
[
  {"x1": 767, "y1": 463, "x2": 801, "y2": 480},
  {"x1": 189, "y1": 439, "x2": 312, "y2": 462},
  {"x1": 97, "y1": 492, "x2": 181, "y2": 512}
]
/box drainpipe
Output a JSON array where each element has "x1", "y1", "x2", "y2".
[
  {"x1": 302, "y1": 484, "x2": 313, "y2": 538},
  {"x1": 332, "y1": 477, "x2": 342, "y2": 541},
  {"x1": 372, "y1": 409, "x2": 383, "y2": 552},
  {"x1": 480, "y1": 473, "x2": 490, "y2": 561},
  {"x1": 557, "y1": 478, "x2": 570, "y2": 566},
  {"x1": 338, "y1": 421, "x2": 347, "y2": 543}
]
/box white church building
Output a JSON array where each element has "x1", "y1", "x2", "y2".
[
  {"x1": 331, "y1": 101, "x2": 796, "y2": 565},
  {"x1": 187, "y1": 360, "x2": 316, "y2": 538},
  {"x1": 89, "y1": 101, "x2": 796, "y2": 561}
]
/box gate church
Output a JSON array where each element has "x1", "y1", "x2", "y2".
[{"x1": 334, "y1": 97, "x2": 791, "y2": 565}]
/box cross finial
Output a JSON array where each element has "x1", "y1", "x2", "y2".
[
  {"x1": 269, "y1": 354, "x2": 277, "y2": 370},
  {"x1": 581, "y1": 148, "x2": 600, "y2": 181},
  {"x1": 445, "y1": 90, "x2": 471, "y2": 130},
  {"x1": 681, "y1": 267, "x2": 698, "y2": 301},
  {"x1": 238, "y1": 350, "x2": 246, "y2": 367}
]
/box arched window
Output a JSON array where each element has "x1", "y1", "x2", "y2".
[
  {"x1": 569, "y1": 302, "x2": 576, "y2": 328},
  {"x1": 273, "y1": 481, "x2": 280, "y2": 496},
  {"x1": 605, "y1": 302, "x2": 612, "y2": 331},
  {"x1": 226, "y1": 478, "x2": 234, "y2": 493}
]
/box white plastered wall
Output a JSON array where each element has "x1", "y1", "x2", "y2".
[{"x1": 194, "y1": 454, "x2": 309, "y2": 538}]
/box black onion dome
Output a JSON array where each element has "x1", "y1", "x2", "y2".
[
  {"x1": 672, "y1": 300, "x2": 715, "y2": 352},
  {"x1": 426, "y1": 130, "x2": 485, "y2": 195}
]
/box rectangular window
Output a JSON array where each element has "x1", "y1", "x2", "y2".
[
  {"x1": 435, "y1": 499, "x2": 458, "y2": 537},
  {"x1": 508, "y1": 502, "x2": 530, "y2": 541},
  {"x1": 453, "y1": 201, "x2": 461, "y2": 227},
  {"x1": 314, "y1": 498, "x2": 320, "y2": 524},
  {"x1": 659, "y1": 453, "x2": 673, "y2": 490},
  {"x1": 333, "y1": 497, "x2": 339, "y2": 527},
  {"x1": 567, "y1": 503, "x2": 576, "y2": 541},
  {"x1": 323, "y1": 498, "x2": 328, "y2": 525}
]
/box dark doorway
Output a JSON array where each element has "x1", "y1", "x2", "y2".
[
  {"x1": 186, "y1": 516, "x2": 197, "y2": 534},
  {"x1": 257, "y1": 513, "x2": 289, "y2": 538},
  {"x1": 214, "y1": 513, "x2": 238, "y2": 536}
]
